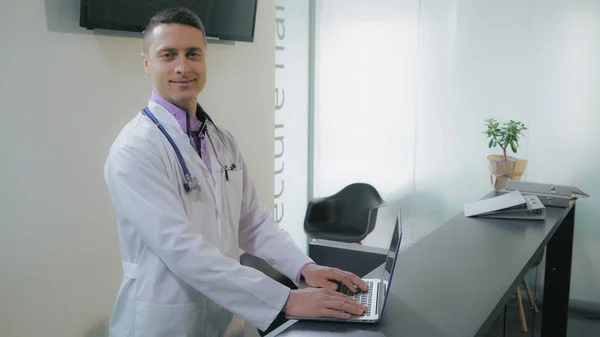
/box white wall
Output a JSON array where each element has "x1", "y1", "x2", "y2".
[
  {"x1": 314, "y1": 0, "x2": 600, "y2": 304},
  {"x1": 0, "y1": 1, "x2": 275, "y2": 336}
]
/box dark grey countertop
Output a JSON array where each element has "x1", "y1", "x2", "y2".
[{"x1": 268, "y1": 195, "x2": 573, "y2": 337}]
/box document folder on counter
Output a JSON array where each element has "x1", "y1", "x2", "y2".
[
  {"x1": 463, "y1": 190, "x2": 546, "y2": 220},
  {"x1": 505, "y1": 180, "x2": 589, "y2": 208}
]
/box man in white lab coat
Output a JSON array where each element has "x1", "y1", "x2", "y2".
[{"x1": 104, "y1": 7, "x2": 368, "y2": 337}]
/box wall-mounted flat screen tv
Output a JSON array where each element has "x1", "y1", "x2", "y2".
[{"x1": 80, "y1": 0, "x2": 258, "y2": 42}]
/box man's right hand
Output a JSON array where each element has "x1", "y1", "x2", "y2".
[{"x1": 283, "y1": 288, "x2": 367, "y2": 319}]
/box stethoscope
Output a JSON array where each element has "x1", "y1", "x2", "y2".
[{"x1": 141, "y1": 107, "x2": 238, "y2": 192}]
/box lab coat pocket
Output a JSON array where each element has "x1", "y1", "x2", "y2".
[
  {"x1": 223, "y1": 169, "x2": 243, "y2": 221},
  {"x1": 134, "y1": 301, "x2": 205, "y2": 337},
  {"x1": 225, "y1": 169, "x2": 243, "y2": 194}
]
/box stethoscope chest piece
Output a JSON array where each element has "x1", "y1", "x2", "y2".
[{"x1": 185, "y1": 173, "x2": 199, "y2": 192}]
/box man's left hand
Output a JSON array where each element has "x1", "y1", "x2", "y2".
[{"x1": 301, "y1": 264, "x2": 368, "y2": 293}]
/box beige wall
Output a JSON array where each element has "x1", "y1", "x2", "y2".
[{"x1": 0, "y1": 1, "x2": 275, "y2": 336}]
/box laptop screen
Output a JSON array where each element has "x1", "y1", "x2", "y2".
[
  {"x1": 380, "y1": 209, "x2": 402, "y2": 282},
  {"x1": 377, "y1": 208, "x2": 403, "y2": 314}
]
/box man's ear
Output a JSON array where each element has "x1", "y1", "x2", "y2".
[{"x1": 141, "y1": 53, "x2": 150, "y2": 75}]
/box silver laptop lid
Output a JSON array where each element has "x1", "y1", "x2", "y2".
[{"x1": 376, "y1": 207, "x2": 403, "y2": 315}]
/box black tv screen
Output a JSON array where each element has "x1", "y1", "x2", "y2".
[{"x1": 80, "y1": 0, "x2": 258, "y2": 42}]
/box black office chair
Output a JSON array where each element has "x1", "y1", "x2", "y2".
[
  {"x1": 239, "y1": 252, "x2": 296, "y2": 336},
  {"x1": 304, "y1": 183, "x2": 385, "y2": 243}
]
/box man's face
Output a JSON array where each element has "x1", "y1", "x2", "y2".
[{"x1": 142, "y1": 24, "x2": 207, "y2": 111}]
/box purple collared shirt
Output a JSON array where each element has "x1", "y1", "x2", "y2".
[{"x1": 150, "y1": 91, "x2": 211, "y2": 171}]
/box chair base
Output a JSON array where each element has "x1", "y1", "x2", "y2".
[{"x1": 516, "y1": 277, "x2": 540, "y2": 332}]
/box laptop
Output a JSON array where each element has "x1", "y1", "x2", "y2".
[{"x1": 287, "y1": 207, "x2": 403, "y2": 323}]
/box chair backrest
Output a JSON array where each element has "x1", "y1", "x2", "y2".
[{"x1": 304, "y1": 183, "x2": 384, "y2": 243}]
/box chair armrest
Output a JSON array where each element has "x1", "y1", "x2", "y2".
[
  {"x1": 307, "y1": 239, "x2": 387, "y2": 278},
  {"x1": 373, "y1": 202, "x2": 389, "y2": 209},
  {"x1": 363, "y1": 202, "x2": 389, "y2": 236}
]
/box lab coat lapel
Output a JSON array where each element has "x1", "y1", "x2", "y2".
[
  {"x1": 147, "y1": 102, "x2": 217, "y2": 200},
  {"x1": 206, "y1": 125, "x2": 224, "y2": 243}
]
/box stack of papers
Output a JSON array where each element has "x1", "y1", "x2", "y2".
[{"x1": 463, "y1": 190, "x2": 546, "y2": 220}]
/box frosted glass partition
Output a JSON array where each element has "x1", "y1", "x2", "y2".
[
  {"x1": 525, "y1": 1, "x2": 600, "y2": 305},
  {"x1": 314, "y1": 0, "x2": 421, "y2": 247},
  {"x1": 314, "y1": 0, "x2": 600, "y2": 304},
  {"x1": 274, "y1": 0, "x2": 310, "y2": 252}
]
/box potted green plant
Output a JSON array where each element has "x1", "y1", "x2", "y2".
[{"x1": 484, "y1": 118, "x2": 528, "y2": 191}]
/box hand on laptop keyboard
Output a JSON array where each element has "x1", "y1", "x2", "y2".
[
  {"x1": 300, "y1": 264, "x2": 369, "y2": 294},
  {"x1": 335, "y1": 280, "x2": 374, "y2": 316},
  {"x1": 334, "y1": 281, "x2": 366, "y2": 295},
  {"x1": 283, "y1": 288, "x2": 368, "y2": 319}
]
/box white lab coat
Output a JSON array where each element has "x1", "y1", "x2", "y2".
[{"x1": 104, "y1": 101, "x2": 313, "y2": 337}]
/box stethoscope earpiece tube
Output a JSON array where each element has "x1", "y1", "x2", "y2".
[
  {"x1": 141, "y1": 106, "x2": 238, "y2": 193},
  {"x1": 142, "y1": 107, "x2": 199, "y2": 192}
]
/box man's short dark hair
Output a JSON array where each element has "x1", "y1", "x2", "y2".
[{"x1": 143, "y1": 7, "x2": 207, "y2": 53}]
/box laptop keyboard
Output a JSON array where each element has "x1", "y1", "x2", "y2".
[{"x1": 335, "y1": 280, "x2": 374, "y2": 316}]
